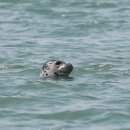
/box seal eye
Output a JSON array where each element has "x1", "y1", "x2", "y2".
[{"x1": 55, "y1": 61, "x2": 62, "y2": 65}]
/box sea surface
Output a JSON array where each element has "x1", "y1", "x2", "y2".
[{"x1": 0, "y1": 0, "x2": 130, "y2": 130}]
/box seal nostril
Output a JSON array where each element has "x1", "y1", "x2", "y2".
[{"x1": 55, "y1": 61, "x2": 61, "y2": 65}]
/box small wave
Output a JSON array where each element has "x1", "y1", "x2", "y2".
[
  {"x1": 0, "y1": 64, "x2": 24, "y2": 70},
  {"x1": 75, "y1": 63, "x2": 113, "y2": 73}
]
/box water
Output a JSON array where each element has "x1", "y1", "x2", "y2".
[{"x1": 0, "y1": 0, "x2": 130, "y2": 130}]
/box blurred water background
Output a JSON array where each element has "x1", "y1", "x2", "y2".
[{"x1": 0, "y1": 0, "x2": 130, "y2": 130}]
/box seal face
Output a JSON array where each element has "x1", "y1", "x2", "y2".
[{"x1": 40, "y1": 60, "x2": 73, "y2": 77}]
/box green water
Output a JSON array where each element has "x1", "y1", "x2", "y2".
[{"x1": 0, "y1": 0, "x2": 130, "y2": 130}]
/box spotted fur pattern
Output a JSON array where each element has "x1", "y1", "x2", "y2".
[{"x1": 40, "y1": 60, "x2": 73, "y2": 77}]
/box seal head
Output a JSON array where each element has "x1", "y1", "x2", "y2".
[{"x1": 40, "y1": 60, "x2": 73, "y2": 77}]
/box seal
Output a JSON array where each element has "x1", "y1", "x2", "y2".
[{"x1": 40, "y1": 60, "x2": 73, "y2": 77}]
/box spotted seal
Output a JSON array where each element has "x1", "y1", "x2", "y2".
[{"x1": 40, "y1": 60, "x2": 73, "y2": 77}]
